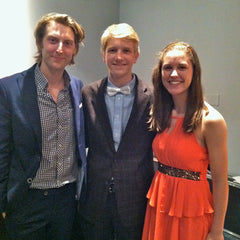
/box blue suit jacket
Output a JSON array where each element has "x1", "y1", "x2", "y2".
[{"x1": 0, "y1": 64, "x2": 86, "y2": 213}]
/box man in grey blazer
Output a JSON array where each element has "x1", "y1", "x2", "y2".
[
  {"x1": 80, "y1": 23, "x2": 155, "y2": 240},
  {"x1": 0, "y1": 13, "x2": 86, "y2": 240}
]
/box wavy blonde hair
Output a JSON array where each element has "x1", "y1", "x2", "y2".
[{"x1": 34, "y1": 12, "x2": 85, "y2": 65}]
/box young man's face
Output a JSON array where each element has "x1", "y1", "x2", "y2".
[
  {"x1": 40, "y1": 20, "x2": 77, "y2": 74},
  {"x1": 102, "y1": 38, "x2": 139, "y2": 84}
]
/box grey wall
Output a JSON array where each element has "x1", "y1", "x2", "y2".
[
  {"x1": 0, "y1": 0, "x2": 239, "y2": 176},
  {"x1": 120, "y1": 0, "x2": 240, "y2": 176}
]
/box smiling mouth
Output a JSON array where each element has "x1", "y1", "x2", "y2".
[
  {"x1": 113, "y1": 64, "x2": 126, "y2": 69},
  {"x1": 113, "y1": 62, "x2": 126, "y2": 65},
  {"x1": 168, "y1": 80, "x2": 181, "y2": 85},
  {"x1": 53, "y1": 56, "x2": 65, "y2": 62}
]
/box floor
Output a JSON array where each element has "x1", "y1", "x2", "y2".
[
  {"x1": 224, "y1": 230, "x2": 240, "y2": 240},
  {"x1": 1, "y1": 222, "x2": 240, "y2": 239}
]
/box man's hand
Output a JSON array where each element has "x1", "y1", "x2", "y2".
[{"x1": 2, "y1": 212, "x2": 6, "y2": 219}]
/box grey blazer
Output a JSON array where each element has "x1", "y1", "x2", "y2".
[{"x1": 80, "y1": 75, "x2": 155, "y2": 227}]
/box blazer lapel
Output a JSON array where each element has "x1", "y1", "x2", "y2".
[
  {"x1": 128, "y1": 78, "x2": 150, "y2": 125},
  {"x1": 20, "y1": 66, "x2": 42, "y2": 152},
  {"x1": 69, "y1": 78, "x2": 81, "y2": 138},
  {"x1": 94, "y1": 78, "x2": 115, "y2": 151},
  {"x1": 118, "y1": 77, "x2": 150, "y2": 149}
]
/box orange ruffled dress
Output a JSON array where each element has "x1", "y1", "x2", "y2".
[{"x1": 142, "y1": 116, "x2": 214, "y2": 240}]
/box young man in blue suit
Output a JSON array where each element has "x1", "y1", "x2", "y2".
[
  {"x1": 80, "y1": 23, "x2": 155, "y2": 240},
  {"x1": 0, "y1": 12, "x2": 86, "y2": 240}
]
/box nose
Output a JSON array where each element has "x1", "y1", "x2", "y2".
[
  {"x1": 56, "y1": 42, "x2": 63, "y2": 54},
  {"x1": 171, "y1": 69, "x2": 178, "y2": 77},
  {"x1": 116, "y1": 50, "x2": 123, "y2": 59}
]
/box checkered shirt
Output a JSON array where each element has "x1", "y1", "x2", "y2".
[{"x1": 30, "y1": 65, "x2": 78, "y2": 189}]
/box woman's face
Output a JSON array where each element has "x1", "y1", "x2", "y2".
[{"x1": 161, "y1": 48, "x2": 193, "y2": 98}]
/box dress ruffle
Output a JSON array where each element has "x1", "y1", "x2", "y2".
[
  {"x1": 147, "y1": 171, "x2": 214, "y2": 218},
  {"x1": 142, "y1": 117, "x2": 214, "y2": 240}
]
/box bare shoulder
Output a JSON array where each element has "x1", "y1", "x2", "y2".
[{"x1": 202, "y1": 102, "x2": 227, "y2": 135}]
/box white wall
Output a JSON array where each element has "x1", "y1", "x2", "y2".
[
  {"x1": 0, "y1": 0, "x2": 239, "y2": 176},
  {"x1": 0, "y1": 0, "x2": 119, "y2": 82},
  {"x1": 120, "y1": 0, "x2": 240, "y2": 176},
  {"x1": 0, "y1": 0, "x2": 34, "y2": 77}
]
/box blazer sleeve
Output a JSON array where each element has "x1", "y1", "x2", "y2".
[{"x1": 0, "y1": 79, "x2": 12, "y2": 213}]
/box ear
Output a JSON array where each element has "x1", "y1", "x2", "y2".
[
  {"x1": 73, "y1": 47, "x2": 78, "y2": 56},
  {"x1": 101, "y1": 50, "x2": 106, "y2": 63},
  {"x1": 133, "y1": 52, "x2": 139, "y2": 63}
]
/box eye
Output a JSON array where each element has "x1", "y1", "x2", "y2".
[
  {"x1": 178, "y1": 65, "x2": 187, "y2": 70},
  {"x1": 107, "y1": 48, "x2": 117, "y2": 53},
  {"x1": 123, "y1": 48, "x2": 131, "y2": 53},
  {"x1": 163, "y1": 65, "x2": 172, "y2": 71},
  {"x1": 63, "y1": 40, "x2": 74, "y2": 47},
  {"x1": 48, "y1": 37, "x2": 58, "y2": 44}
]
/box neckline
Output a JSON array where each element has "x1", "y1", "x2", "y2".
[{"x1": 171, "y1": 115, "x2": 184, "y2": 119}]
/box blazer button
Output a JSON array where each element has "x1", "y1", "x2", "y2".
[{"x1": 27, "y1": 178, "x2": 33, "y2": 184}]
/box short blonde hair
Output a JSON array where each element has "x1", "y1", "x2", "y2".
[{"x1": 100, "y1": 23, "x2": 139, "y2": 54}]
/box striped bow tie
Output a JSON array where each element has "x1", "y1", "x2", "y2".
[{"x1": 106, "y1": 86, "x2": 131, "y2": 96}]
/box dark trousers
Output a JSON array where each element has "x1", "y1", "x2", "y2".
[
  {"x1": 5, "y1": 183, "x2": 76, "y2": 240},
  {"x1": 0, "y1": 214, "x2": 9, "y2": 240},
  {"x1": 81, "y1": 193, "x2": 143, "y2": 240},
  {"x1": 71, "y1": 209, "x2": 85, "y2": 240}
]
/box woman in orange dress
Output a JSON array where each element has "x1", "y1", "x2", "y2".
[{"x1": 142, "y1": 41, "x2": 228, "y2": 240}]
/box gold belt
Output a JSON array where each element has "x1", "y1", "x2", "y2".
[{"x1": 158, "y1": 162, "x2": 200, "y2": 181}]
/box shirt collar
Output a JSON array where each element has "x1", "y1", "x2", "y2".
[
  {"x1": 34, "y1": 64, "x2": 71, "y2": 91},
  {"x1": 107, "y1": 74, "x2": 136, "y2": 93}
]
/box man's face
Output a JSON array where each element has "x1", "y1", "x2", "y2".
[
  {"x1": 40, "y1": 20, "x2": 77, "y2": 74},
  {"x1": 102, "y1": 38, "x2": 139, "y2": 85}
]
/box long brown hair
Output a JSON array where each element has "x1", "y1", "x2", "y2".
[{"x1": 149, "y1": 41, "x2": 204, "y2": 133}]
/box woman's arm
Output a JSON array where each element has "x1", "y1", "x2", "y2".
[{"x1": 204, "y1": 109, "x2": 229, "y2": 240}]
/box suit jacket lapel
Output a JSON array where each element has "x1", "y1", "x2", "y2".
[
  {"x1": 118, "y1": 77, "x2": 150, "y2": 150},
  {"x1": 129, "y1": 78, "x2": 150, "y2": 125},
  {"x1": 94, "y1": 78, "x2": 115, "y2": 152},
  {"x1": 69, "y1": 78, "x2": 81, "y2": 137},
  {"x1": 20, "y1": 65, "x2": 42, "y2": 152}
]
